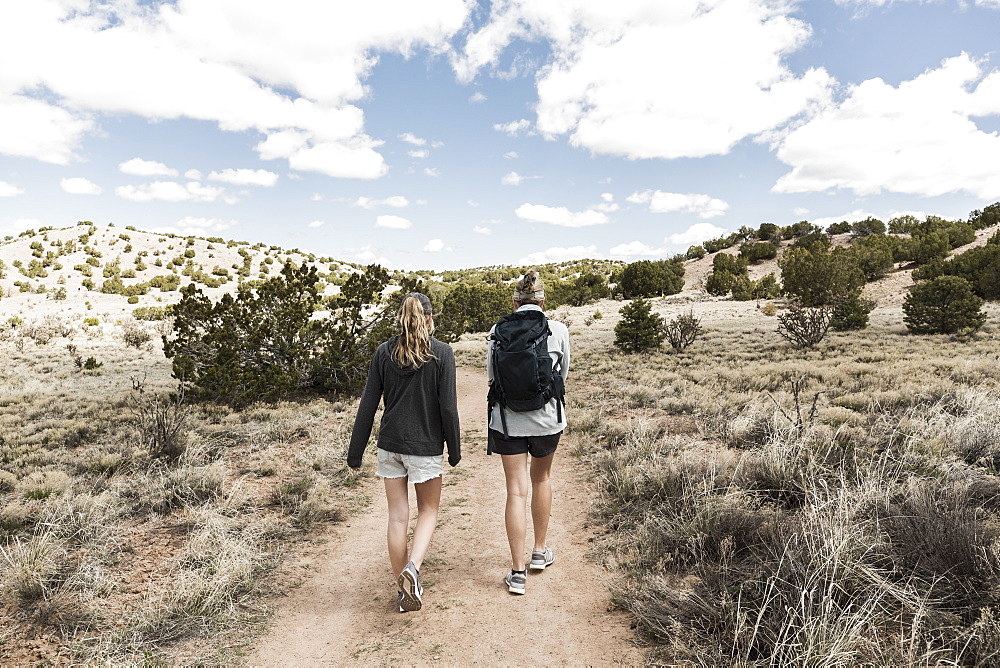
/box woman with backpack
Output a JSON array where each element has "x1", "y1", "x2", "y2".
[
  {"x1": 347, "y1": 292, "x2": 461, "y2": 613},
  {"x1": 486, "y1": 270, "x2": 570, "y2": 595}
]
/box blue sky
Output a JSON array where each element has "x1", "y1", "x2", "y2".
[{"x1": 1, "y1": 0, "x2": 999, "y2": 270}]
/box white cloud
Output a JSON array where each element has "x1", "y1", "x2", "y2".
[
  {"x1": 0, "y1": 181, "x2": 24, "y2": 197},
  {"x1": 151, "y1": 216, "x2": 239, "y2": 237},
  {"x1": 469, "y1": 91, "x2": 487, "y2": 103},
  {"x1": 354, "y1": 195, "x2": 409, "y2": 209},
  {"x1": 628, "y1": 190, "x2": 729, "y2": 219},
  {"x1": 0, "y1": 93, "x2": 92, "y2": 164},
  {"x1": 375, "y1": 214, "x2": 412, "y2": 230},
  {"x1": 504, "y1": 151, "x2": 518, "y2": 159},
  {"x1": 774, "y1": 54, "x2": 1000, "y2": 199},
  {"x1": 493, "y1": 119, "x2": 531, "y2": 136},
  {"x1": 311, "y1": 193, "x2": 324, "y2": 201},
  {"x1": 595, "y1": 202, "x2": 619, "y2": 213},
  {"x1": 308, "y1": 220, "x2": 325, "y2": 228},
  {"x1": 116, "y1": 181, "x2": 226, "y2": 203},
  {"x1": 399, "y1": 132, "x2": 427, "y2": 146},
  {"x1": 185, "y1": 169, "x2": 203, "y2": 180},
  {"x1": 207, "y1": 168, "x2": 279, "y2": 187},
  {"x1": 424, "y1": 238, "x2": 451, "y2": 252},
  {"x1": 806, "y1": 210, "x2": 877, "y2": 230},
  {"x1": 10, "y1": 218, "x2": 43, "y2": 232},
  {"x1": 609, "y1": 241, "x2": 665, "y2": 259},
  {"x1": 456, "y1": 1, "x2": 833, "y2": 160},
  {"x1": 514, "y1": 203, "x2": 610, "y2": 227},
  {"x1": 601, "y1": 193, "x2": 614, "y2": 202},
  {"x1": 473, "y1": 225, "x2": 493, "y2": 235},
  {"x1": 665, "y1": 222, "x2": 731, "y2": 247},
  {"x1": 793, "y1": 207, "x2": 810, "y2": 216},
  {"x1": 348, "y1": 245, "x2": 391, "y2": 266},
  {"x1": 408, "y1": 150, "x2": 429, "y2": 159},
  {"x1": 119, "y1": 157, "x2": 178, "y2": 177},
  {"x1": 424, "y1": 167, "x2": 440, "y2": 177},
  {"x1": 501, "y1": 171, "x2": 524, "y2": 186},
  {"x1": 518, "y1": 245, "x2": 599, "y2": 265},
  {"x1": 60, "y1": 177, "x2": 102, "y2": 195},
  {"x1": 0, "y1": 2, "x2": 469, "y2": 177}
]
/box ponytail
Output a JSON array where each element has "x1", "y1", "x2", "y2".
[{"x1": 393, "y1": 294, "x2": 435, "y2": 368}]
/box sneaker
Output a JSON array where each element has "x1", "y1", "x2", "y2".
[
  {"x1": 529, "y1": 546, "x2": 555, "y2": 571},
  {"x1": 398, "y1": 561, "x2": 422, "y2": 612},
  {"x1": 397, "y1": 590, "x2": 405, "y2": 613},
  {"x1": 505, "y1": 569, "x2": 526, "y2": 595}
]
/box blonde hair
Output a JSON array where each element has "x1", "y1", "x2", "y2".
[
  {"x1": 393, "y1": 294, "x2": 435, "y2": 368},
  {"x1": 514, "y1": 269, "x2": 545, "y2": 305}
]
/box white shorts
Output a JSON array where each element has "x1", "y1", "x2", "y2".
[{"x1": 376, "y1": 448, "x2": 443, "y2": 484}]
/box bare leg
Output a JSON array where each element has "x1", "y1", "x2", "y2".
[
  {"x1": 529, "y1": 452, "x2": 556, "y2": 552},
  {"x1": 409, "y1": 474, "x2": 442, "y2": 571},
  {"x1": 384, "y1": 476, "x2": 410, "y2": 579},
  {"x1": 501, "y1": 453, "x2": 530, "y2": 571}
]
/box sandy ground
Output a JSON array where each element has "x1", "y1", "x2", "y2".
[{"x1": 244, "y1": 366, "x2": 643, "y2": 667}]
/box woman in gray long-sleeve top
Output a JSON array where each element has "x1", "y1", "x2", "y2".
[{"x1": 347, "y1": 292, "x2": 461, "y2": 614}]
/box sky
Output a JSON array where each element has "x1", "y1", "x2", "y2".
[{"x1": 1, "y1": 0, "x2": 999, "y2": 271}]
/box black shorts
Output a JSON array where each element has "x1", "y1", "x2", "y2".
[{"x1": 488, "y1": 429, "x2": 561, "y2": 458}]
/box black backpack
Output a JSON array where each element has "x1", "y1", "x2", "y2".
[{"x1": 486, "y1": 309, "x2": 565, "y2": 453}]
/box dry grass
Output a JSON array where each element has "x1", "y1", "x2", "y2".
[
  {"x1": 0, "y1": 315, "x2": 363, "y2": 665},
  {"x1": 565, "y1": 296, "x2": 1000, "y2": 664}
]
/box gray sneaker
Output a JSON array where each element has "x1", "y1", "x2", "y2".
[
  {"x1": 398, "y1": 561, "x2": 422, "y2": 612},
  {"x1": 505, "y1": 569, "x2": 526, "y2": 595},
  {"x1": 397, "y1": 590, "x2": 405, "y2": 613},
  {"x1": 529, "y1": 546, "x2": 554, "y2": 571}
]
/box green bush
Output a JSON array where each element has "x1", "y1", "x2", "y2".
[
  {"x1": 614, "y1": 297, "x2": 665, "y2": 353},
  {"x1": 851, "y1": 216, "x2": 885, "y2": 237},
  {"x1": 826, "y1": 221, "x2": 852, "y2": 235},
  {"x1": 903, "y1": 276, "x2": 986, "y2": 335},
  {"x1": 435, "y1": 281, "x2": 510, "y2": 341},
  {"x1": 164, "y1": 263, "x2": 393, "y2": 405},
  {"x1": 780, "y1": 245, "x2": 864, "y2": 307},
  {"x1": 686, "y1": 245, "x2": 706, "y2": 260},
  {"x1": 739, "y1": 241, "x2": 778, "y2": 264},
  {"x1": 618, "y1": 259, "x2": 684, "y2": 299},
  {"x1": 831, "y1": 293, "x2": 875, "y2": 331}
]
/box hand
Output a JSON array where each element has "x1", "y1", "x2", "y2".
[{"x1": 448, "y1": 456, "x2": 461, "y2": 467}]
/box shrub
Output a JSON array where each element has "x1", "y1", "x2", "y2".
[
  {"x1": 903, "y1": 276, "x2": 986, "y2": 335},
  {"x1": 618, "y1": 259, "x2": 685, "y2": 299},
  {"x1": 121, "y1": 321, "x2": 152, "y2": 348},
  {"x1": 164, "y1": 263, "x2": 394, "y2": 404},
  {"x1": 686, "y1": 245, "x2": 706, "y2": 260},
  {"x1": 434, "y1": 281, "x2": 509, "y2": 340},
  {"x1": 757, "y1": 222, "x2": 779, "y2": 240},
  {"x1": 831, "y1": 293, "x2": 875, "y2": 331},
  {"x1": 128, "y1": 378, "x2": 189, "y2": 461},
  {"x1": 614, "y1": 297, "x2": 665, "y2": 353},
  {"x1": 83, "y1": 317, "x2": 99, "y2": 327},
  {"x1": 826, "y1": 221, "x2": 852, "y2": 234},
  {"x1": 133, "y1": 306, "x2": 171, "y2": 321},
  {"x1": 851, "y1": 216, "x2": 886, "y2": 237},
  {"x1": 780, "y1": 245, "x2": 865, "y2": 308},
  {"x1": 740, "y1": 241, "x2": 778, "y2": 264},
  {"x1": 777, "y1": 302, "x2": 833, "y2": 347},
  {"x1": 663, "y1": 310, "x2": 703, "y2": 352}
]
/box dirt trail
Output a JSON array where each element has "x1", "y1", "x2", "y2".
[{"x1": 246, "y1": 366, "x2": 642, "y2": 666}]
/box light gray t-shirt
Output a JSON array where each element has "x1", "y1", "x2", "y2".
[{"x1": 486, "y1": 304, "x2": 570, "y2": 437}]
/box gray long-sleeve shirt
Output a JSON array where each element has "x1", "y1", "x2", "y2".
[{"x1": 347, "y1": 336, "x2": 461, "y2": 468}]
